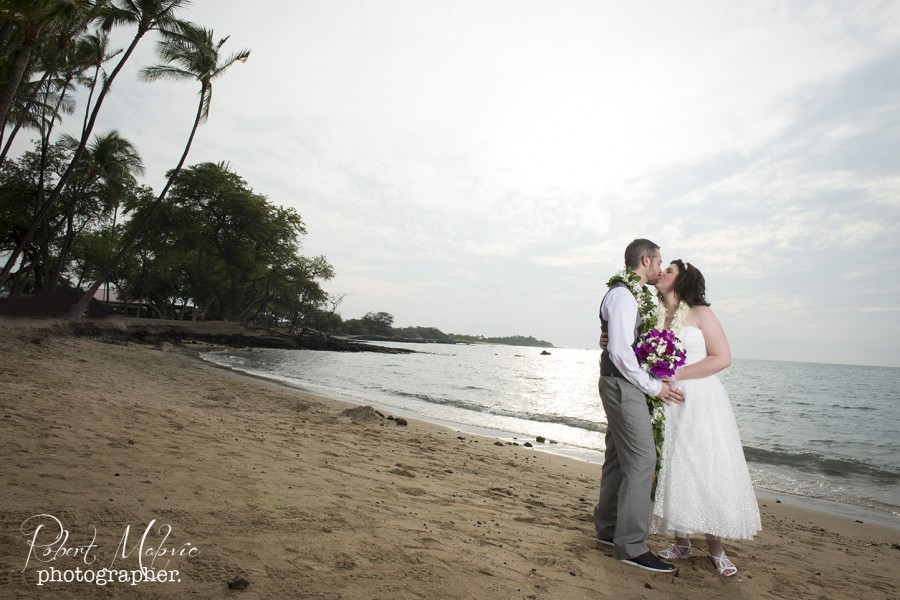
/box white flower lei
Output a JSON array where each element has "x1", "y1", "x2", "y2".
[
  {"x1": 610, "y1": 269, "x2": 644, "y2": 301},
  {"x1": 654, "y1": 300, "x2": 690, "y2": 334},
  {"x1": 607, "y1": 268, "x2": 659, "y2": 332}
]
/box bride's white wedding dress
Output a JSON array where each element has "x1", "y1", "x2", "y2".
[{"x1": 650, "y1": 326, "x2": 761, "y2": 539}]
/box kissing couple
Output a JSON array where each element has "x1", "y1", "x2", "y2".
[{"x1": 594, "y1": 238, "x2": 760, "y2": 576}]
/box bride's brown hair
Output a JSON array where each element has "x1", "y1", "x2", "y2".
[{"x1": 669, "y1": 259, "x2": 710, "y2": 307}]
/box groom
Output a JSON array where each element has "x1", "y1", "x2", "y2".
[{"x1": 594, "y1": 238, "x2": 684, "y2": 573}]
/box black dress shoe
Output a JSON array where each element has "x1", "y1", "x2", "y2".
[
  {"x1": 620, "y1": 551, "x2": 677, "y2": 573},
  {"x1": 595, "y1": 537, "x2": 615, "y2": 547}
]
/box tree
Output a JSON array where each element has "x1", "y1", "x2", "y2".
[
  {"x1": 44, "y1": 130, "x2": 143, "y2": 291},
  {"x1": 0, "y1": 0, "x2": 189, "y2": 290},
  {"x1": 361, "y1": 311, "x2": 395, "y2": 336},
  {"x1": 0, "y1": 1, "x2": 113, "y2": 160},
  {"x1": 261, "y1": 255, "x2": 335, "y2": 330},
  {"x1": 0, "y1": 134, "x2": 144, "y2": 295},
  {"x1": 114, "y1": 162, "x2": 333, "y2": 324},
  {"x1": 66, "y1": 20, "x2": 249, "y2": 318},
  {"x1": 0, "y1": 140, "x2": 71, "y2": 294},
  {"x1": 72, "y1": 28, "x2": 122, "y2": 136},
  {"x1": 0, "y1": 0, "x2": 92, "y2": 127}
]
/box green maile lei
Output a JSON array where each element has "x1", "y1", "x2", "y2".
[
  {"x1": 605, "y1": 267, "x2": 671, "y2": 501},
  {"x1": 606, "y1": 267, "x2": 659, "y2": 335}
]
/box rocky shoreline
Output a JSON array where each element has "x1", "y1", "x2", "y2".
[{"x1": 10, "y1": 316, "x2": 415, "y2": 354}]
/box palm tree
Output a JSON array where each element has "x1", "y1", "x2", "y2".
[
  {"x1": 0, "y1": 77, "x2": 74, "y2": 164},
  {"x1": 0, "y1": 0, "x2": 189, "y2": 291},
  {"x1": 0, "y1": 0, "x2": 101, "y2": 132},
  {"x1": 137, "y1": 22, "x2": 250, "y2": 205},
  {"x1": 0, "y1": 15, "x2": 114, "y2": 165},
  {"x1": 46, "y1": 130, "x2": 143, "y2": 291},
  {"x1": 0, "y1": 0, "x2": 70, "y2": 126},
  {"x1": 72, "y1": 29, "x2": 122, "y2": 136},
  {"x1": 66, "y1": 22, "x2": 249, "y2": 318}
]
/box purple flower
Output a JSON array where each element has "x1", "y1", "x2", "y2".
[{"x1": 632, "y1": 328, "x2": 686, "y2": 379}]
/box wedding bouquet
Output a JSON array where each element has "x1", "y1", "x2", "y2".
[
  {"x1": 633, "y1": 328, "x2": 686, "y2": 501},
  {"x1": 633, "y1": 328, "x2": 687, "y2": 379}
]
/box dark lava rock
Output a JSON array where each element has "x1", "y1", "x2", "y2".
[
  {"x1": 227, "y1": 576, "x2": 250, "y2": 590},
  {"x1": 59, "y1": 321, "x2": 416, "y2": 354}
]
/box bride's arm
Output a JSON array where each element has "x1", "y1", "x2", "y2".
[{"x1": 673, "y1": 306, "x2": 731, "y2": 380}]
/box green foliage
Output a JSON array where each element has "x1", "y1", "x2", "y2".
[
  {"x1": 116, "y1": 162, "x2": 333, "y2": 324},
  {"x1": 0, "y1": 154, "x2": 42, "y2": 255},
  {"x1": 339, "y1": 318, "x2": 366, "y2": 336},
  {"x1": 327, "y1": 310, "x2": 552, "y2": 347},
  {"x1": 392, "y1": 326, "x2": 455, "y2": 342},
  {"x1": 448, "y1": 333, "x2": 554, "y2": 348},
  {"x1": 0, "y1": 0, "x2": 252, "y2": 307},
  {"x1": 0, "y1": 138, "x2": 144, "y2": 294},
  {"x1": 303, "y1": 307, "x2": 344, "y2": 332},
  {"x1": 361, "y1": 311, "x2": 393, "y2": 335}
]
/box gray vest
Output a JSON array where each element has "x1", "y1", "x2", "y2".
[{"x1": 599, "y1": 282, "x2": 642, "y2": 377}]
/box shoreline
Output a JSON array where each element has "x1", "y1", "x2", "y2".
[
  {"x1": 2, "y1": 319, "x2": 898, "y2": 599},
  {"x1": 196, "y1": 348, "x2": 900, "y2": 532}
]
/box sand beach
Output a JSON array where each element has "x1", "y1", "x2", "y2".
[{"x1": 0, "y1": 317, "x2": 897, "y2": 599}]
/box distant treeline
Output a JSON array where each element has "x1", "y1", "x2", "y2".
[
  {"x1": 447, "y1": 333, "x2": 554, "y2": 348},
  {"x1": 334, "y1": 312, "x2": 553, "y2": 348}
]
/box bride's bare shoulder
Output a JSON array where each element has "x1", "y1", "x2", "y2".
[
  {"x1": 687, "y1": 304, "x2": 717, "y2": 324},
  {"x1": 693, "y1": 305, "x2": 725, "y2": 328}
]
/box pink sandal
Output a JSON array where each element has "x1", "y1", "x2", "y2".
[
  {"x1": 657, "y1": 544, "x2": 691, "y2": 560},
  {"x1": 710, "y1": 552, "x2": 737, "y2": 577}
]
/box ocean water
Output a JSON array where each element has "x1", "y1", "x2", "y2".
[{"x1": 200, "y1": 343, "x2": 900, "y2": 526}]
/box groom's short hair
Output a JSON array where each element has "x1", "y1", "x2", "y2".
[{"x1": 624, "y1": 238, "x2": 660, "y2": 269}]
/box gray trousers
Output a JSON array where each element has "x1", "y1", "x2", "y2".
[{"x1": 594, "y1": 375, "x2": 656, "y2": 559}]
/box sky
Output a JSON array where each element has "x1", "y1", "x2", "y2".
[{"x1": 16, "y1": 1, "x2": 900, "y2": 366}]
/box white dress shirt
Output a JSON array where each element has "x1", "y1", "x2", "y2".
[{"x1": 600, "y1": 286, "x2": 663, "y2": 397}]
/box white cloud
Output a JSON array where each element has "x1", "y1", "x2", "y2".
[
  {"x1": 10, "y1": 0, "x2": 900, "y2": 365},
  {"x1": 859, "y1": 306, "x2": 900, "y2": 313}
]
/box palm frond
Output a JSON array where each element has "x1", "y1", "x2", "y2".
[
  {"x1": 141, "y1": 17, "x2": 247, "y2": 124},
  {"x1": 210, "y1": 48, "x2": 249, "y2": 80},
  {"x1": 139, "y1": 63, "x2": 192, "y2": 83}
]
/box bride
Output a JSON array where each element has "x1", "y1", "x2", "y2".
[{"x1": 649, "y1": 259, "x2": 761, "y2": 576}]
